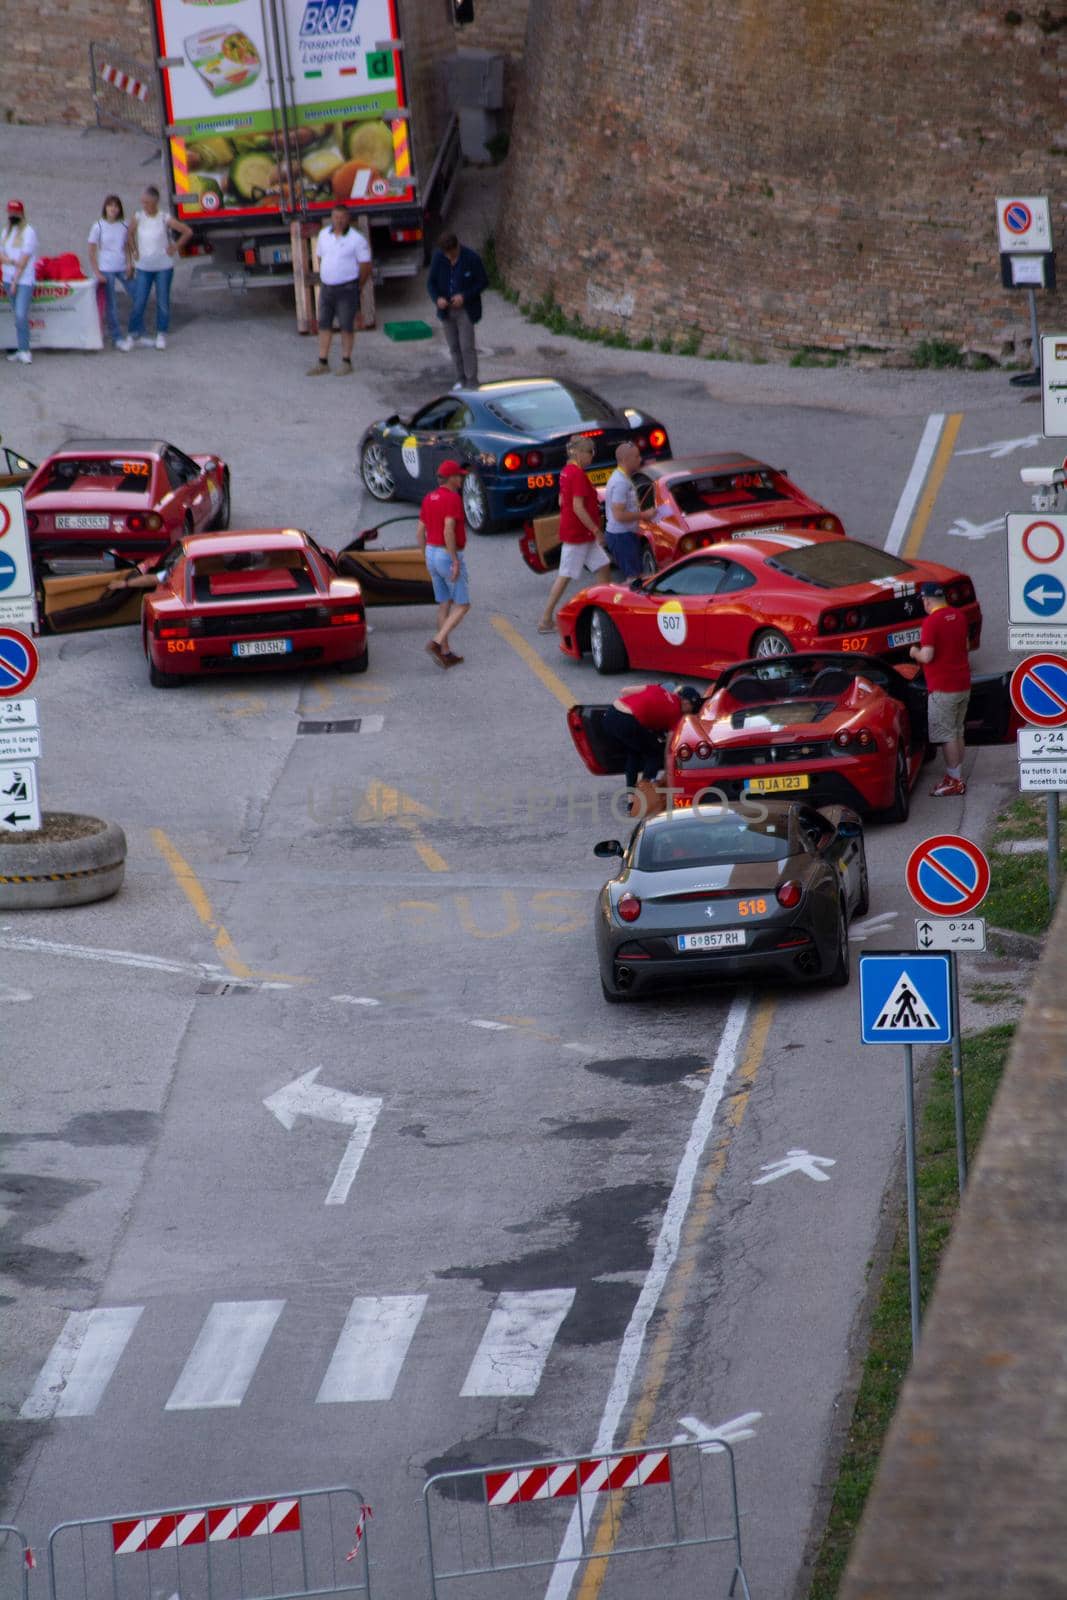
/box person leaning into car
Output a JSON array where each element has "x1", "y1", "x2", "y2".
[
  {"x1": 909, "y1": 579, "x2": 972, "y2": 798},
  {"x1": 417, "y1": 459, "x2": 471, "y2": 668},
  {"x1": 538, "y1": 436, "x2": 610, "y2": 633},
  {"x1": 605, "y1": 683, "x2": 703, "y2": 812}
]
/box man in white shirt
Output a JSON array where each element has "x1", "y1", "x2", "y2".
[
  {"x1": 311, "y1": 206, "x2": 372, "y2": 377},
  {"x1": 603, "y1": 441, "x2": 645, "y2": 577}
]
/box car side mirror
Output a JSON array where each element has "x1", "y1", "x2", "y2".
[
  {"x1": 629, "y1": 576, "x2": 646, "y2": 591},
  {"x1": 385, "y1": 414, "x2": 401, "y2": 426},
  {"x1": 594, "y1": 839, "x2": 624, "y2": 858}
]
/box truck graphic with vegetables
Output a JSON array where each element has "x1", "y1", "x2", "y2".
[{"x1": 151, "y1": 0, "x2": 460, "y2": 280}]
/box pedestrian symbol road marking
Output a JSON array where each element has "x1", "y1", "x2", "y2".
[
  {"x1": 859, "y1": 952, "x2": 952, "y2": 1045},
  {"x1": 874, "y1": 970, "x2": 937, "y2": 1031},
  {"x1": 752, "y1": 1148, "x2": 835, "y2": 1184}
]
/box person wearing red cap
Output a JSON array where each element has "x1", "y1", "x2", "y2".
[
  {"x1": 2, "y1": 201, "x2": 38, "y2": 365},
  {"x1": 417, "y1": 459, "x2": 471, "y2": 667}
]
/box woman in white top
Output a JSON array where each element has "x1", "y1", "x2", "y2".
[
  {"x1": 2, "y1": 198, "x2": 39, "y2": 365},
  {"x1": 127, "y1": 185, "x2": 192, "y2": 351},
  {"x1": 88, "y1": 194, "x2": 133, "y2": 351}
]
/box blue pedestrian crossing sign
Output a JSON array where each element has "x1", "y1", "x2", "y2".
[{"x1": 859, "y1": 952, "x2": 952, "y2": 1045}]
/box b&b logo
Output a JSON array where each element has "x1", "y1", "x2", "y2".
[{"x1": 300, "y1": 0, "x2": 359, "y2": 35}]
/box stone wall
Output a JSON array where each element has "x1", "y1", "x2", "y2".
[{"x1": 497, "y1": 1, "x2": 1067, "y2": 362}]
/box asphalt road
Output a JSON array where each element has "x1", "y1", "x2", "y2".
[{"x1": 0, "y1": 135, "x2": 1051, "y2": 1600}]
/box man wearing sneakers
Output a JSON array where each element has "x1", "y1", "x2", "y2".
[
  {"x1": 309, "y1": 207, "x2": 372, "y2": 377},
  {"x1": 910, "y1": 580, "x2": 972, "y2": 796},
  {"x1": 418, "y1": 459, "x2": 471, "y2": 668}
]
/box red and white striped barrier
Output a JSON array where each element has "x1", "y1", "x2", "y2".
[
  {"x1": 485, "y1": 1450, "x2": 671, "y2": 1507},
  {"x1": 112, "y1": 1499, "x2": 300, "y2": 1555},
  {"x1": 99, "y1": 64, "x2": 149, "y2": 102}
]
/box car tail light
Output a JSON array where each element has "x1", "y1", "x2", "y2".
[
  {"x1": 679, "y1": 535, "x2": 697, "y2": 555},
  {"x1": 817, "y1": 515, "x2": 843, "y2": 533},
  {"x1": 580, "y1": 430, "x2": 604, "y2": 439},
  {"x1": 502, "y1": 452, "x2": 522, "y2": 471},
  {"x1": 699, "y1": 536, "x2": 714, "y2": 548},
  {"x1": 649, "y1": 428, "x2": 668, "y2": 450},
  {"x1": 636, "y1": 435, "x2": 648, "y2": 451},
  {"x1": 844, "y1": 609, "x2": 861, "y2": 628},
  {"x1": 776, "y1": 881, "x2": 803, "y2": 908},
  {"x1": 675, "y1": 744, "x2": 694, "y2": 763},
  {"x1": 855, "y1": 729, "x2": 876, "y2": 750},
  {"x1": 945, "y1": 580, "x2": 974, "y2": 605},
  {"x1": 834, "y1": 730, "x2": 853, "y2": 749},
  {"x1": 156, "y1": 623, "x2": 190, "y2": 640},
  {"x1": 696, "y1": 742, "x2": 713, "y2": 760},
  {"x1": 331, "y1": 609, "x2": 364, "y2": 624},
  {"x1": 617, "y1": 892, "x2": 642, "y2": 923},
  {"x1": 525, "y1": 450, "x2": 543, "y2": 468},
  {"x1": 27, "y1": 512, "x2": 38, "y2": 532},
  {"x1": 820, "y1": 611, "x2": 840, "y2": 634},
  {"x1": 126, "y1": 513, "x2": 163, "y2": 534}
]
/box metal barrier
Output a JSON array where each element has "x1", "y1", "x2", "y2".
[
  {"x1": 89, "y1": 42, "x2": 162, "y2": 140},
  {"x1": 423, "y1": 1438, "x2": 752, "y2": 1597},
  {"x1": 0, "y1": 1524, "x2": 34, "y2": 1600},
  {"x1": 48, "y1": 1486, "x2": 372, "y2": 1600}
]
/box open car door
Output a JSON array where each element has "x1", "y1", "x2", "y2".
[
  {"x1": 964, "y1": 669, "x2": 1021, "y2": 744},
  {"x1": 567, "y1": 703, "x2": 633, "y2": 775},
  {"x1": 41, "y1": 566, "x2": 148, "y2": 633},
  {"x1": 0, "y1": 442, "x2": 35, "y2": 491},
  {"x1": 520, "y1": 512, "x2": 563, "y2": 575},
  {"x1": 331, "y1": 516, "x2": 435, "y2": 607}
]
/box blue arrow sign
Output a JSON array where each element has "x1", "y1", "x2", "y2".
[
  {"x1": 0, "y1": 553, "x2": 17, "y2": 594},
  {"x1": 859, "y1": 953, "x2": 952, "y2": 1045},
  {"x1": 1023, "y1": 574, "x2": 1066, "y2": 616}
]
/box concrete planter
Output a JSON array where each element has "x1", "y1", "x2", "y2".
[{"x1": 0, "y1": 814, "x2": 126, "y2": 909}]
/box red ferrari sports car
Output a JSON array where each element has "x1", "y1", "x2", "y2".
[
  {"x1": 555, "y1": 532, "x2": 981, "y2": 677},
  {"x1": 140, "y1": 528, "x2": 367, "y2": 687},
  {"x1": 519, "y1": 452, "x2": 842, "y2": 577},
  {"x1": 24, "y1": 438, "x2": 229, "y2": 568},
  {"x1": 567, "y1": 652, "x2": 1016, "y2": 824}
]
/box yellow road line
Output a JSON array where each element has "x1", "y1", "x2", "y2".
[
  {"x1": 491, "y1": 614, "x2": 575, "y2": 709},
  {"x1": 150, "y1": 828, "x2": 307, "y2": 983},
  {"x1": 574, "y1": 996, "x2": 776, "y2": 1599},
  {"x1": 903, "y1": 411, "x2": 963, "y2": 560},
  {"x1": 360, "y1": 781, "x2": 450, "y2": 873}
]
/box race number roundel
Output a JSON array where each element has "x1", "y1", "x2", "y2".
[
  {"x1": 657, "y1": 599, "x2": 687, "y2": 646},
  {"x1": 401, "y1": 436, "x2": 419, "y2": 477}
]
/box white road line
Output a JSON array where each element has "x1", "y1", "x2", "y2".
[
  {"x1": 461, "y1": 1289, "x2": 576, "y2": 1398},
  {"x1": 316, "y1": 1295, "x2": 427, "y2": 1402},
  {"x1": 468, "y1": 1019, "x2": 512, "y2": 1031},
  {"x1": 541, "y1": 994, "x2": 750, "y2": 1600},
  {"x1": 165, "y1": 1301, "x2": 284, "y2": 1411},
  {"x1": 20, "y1": 1306, "x2": 143, "y2": 1419},
  {"x1": 0, "y1": 933, "x2": 289, "y2": 988},
  {"x1": 330, "y1": 995, "x2": 382, "y2": 1006},
  {"x1": 884, "y1": 414, "x2": 945, "y2": 555}
]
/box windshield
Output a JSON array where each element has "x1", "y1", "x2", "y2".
[
  {"x1": 38, "y1": 457, "x2": 153, "y2": 494},
  {"x1": 636, "y1": 811, "x2": 793, "y2": 871},
  {"x1": 486, "y1": 382, "x2": 617, "y2": 432},
  {"x1": 770, "y1": 541, "x2": 913, "y2": 589},
  {"x1": 671, "y1": 469, "x2": 782, "y2": 514}
]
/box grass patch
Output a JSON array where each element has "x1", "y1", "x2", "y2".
[
  {"x1": 911, "y1": 338, "x2": 965, "y2": 368},
  {"x1": 807, "y1": 1022, "x2": 1016, "y2": 1599},
  {"x1": 790, "y1": 348, "x2": 839, "y2": 368},
  {"x1": 985, "y1": 794, "x2": 1066, "y2": 937}
]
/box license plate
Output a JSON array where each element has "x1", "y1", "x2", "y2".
[
  {"x1": 887, "y1": 626, "x2": 921, "y2": 647},
  {"x1": 232, "y1": 639, "x2": 292, "y2": 657},
  {"x1": 744, "y1": 773, "x2": 810, "y2": 794},
  {"x1": 677, "y1": 929, "x2": 746, "y2": 952},
  {"x1": 56, "y1": 514, "x2": 111, "y2": 530},
  {"x1": 587, "y1": 467, "x2": 612, "y2": 486}
]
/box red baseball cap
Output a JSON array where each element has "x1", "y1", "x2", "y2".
[
  {"x1": 437, "y1": 459, "x2": 469, "y2": 478},
  {"x1": 7, "y1": 199, "x2": 25, "y2": 215}
]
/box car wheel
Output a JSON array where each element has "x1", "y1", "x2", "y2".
[
  {"x1": 855, "y1": 848, "x2": 870, "y2": 916},
  {"x1": 149, "y1": 660, "x2": 184, "y2": 688},
  {"x1": 600, "y1": 975, "x2": 626, "y2": 1004},
  {"x1": 751, "y1": 628, "x2": 792, "y2": 659},
  {"x1": 826, "y1": 900, "x2": 851, "y2": 986},
  {"x1": 208, "y1": 470, "x2": 231, "y2": 531},
  {"x1": 589, "y1": 608, "x2": 629, "y2": 674},
  {"x1": 883, "y1": 745, "x2": 911, "y2": 823},
  {"x1": 336, "y1": 644, "x2": 369, "y2": 674},
  {"x1": 640, "y1": 542, "x2": 658, "y2": 577},
  {"x1": 462, "y1": 469, "x2": 497, "y2": 535},
  {"x1": 360, "y1": 440, "x2": 396, "y2": 502}
]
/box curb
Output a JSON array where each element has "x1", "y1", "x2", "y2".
[
  {"x1": 986, "y1": 924, "x2": 1045, "y2": 962},
  {"x1": 0, "y1": 815, "x2": 127, "y2": 909}
]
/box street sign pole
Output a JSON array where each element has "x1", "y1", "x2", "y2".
[
  {"x1": 902, "y1": 1044, "x2": 921, "y2": 1354},
  {"x1": 948, "y1": 952, "x2": 967, "y2": 1193}
]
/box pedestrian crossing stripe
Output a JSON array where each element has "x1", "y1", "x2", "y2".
[{"x1": 873, "y1": 970, "x2": 938, "y2": 1031}]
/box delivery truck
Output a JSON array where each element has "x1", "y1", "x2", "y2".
[{"x1": 150, "y1": 0, "x2": 461, "y2": 286}]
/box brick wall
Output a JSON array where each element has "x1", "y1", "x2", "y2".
[{"x1": 497, "y1": 0, "x2": 1067, "y2": 362}]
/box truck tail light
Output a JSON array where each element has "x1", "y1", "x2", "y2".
[{"x1": 389, "y1": 227, "x2": 423, "y2": 243}]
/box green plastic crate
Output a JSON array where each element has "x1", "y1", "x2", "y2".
[{"x1": 383, "y1": 320, "x2": 433, "y2": 342}]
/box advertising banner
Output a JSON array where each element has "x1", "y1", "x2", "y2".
[
  {"x1": 0, "y1": 281, "x2": 103, "y2": 351},
  {"x1": 153, "y1": 0, "x2": 414, "y2": 221}
]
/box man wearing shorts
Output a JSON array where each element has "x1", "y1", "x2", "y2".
[
  {"x1": 309, "y1": 207, "x2": 372, "y2": 377},
  {"x1": 538, "y1": 436, "x2": 610, "y2": 633},
  {"x1": 418, "y1": 459, "x2": 471, "y2": 668},
  {"x1": 603, "y1": 441, "x2": 645, "y2": 578},
  {"x1": 910, "y1": 580, "x2": 972, "y2": 796}
]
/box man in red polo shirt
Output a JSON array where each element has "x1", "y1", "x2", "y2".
[
  {"x1": 417, "y1": 459, "x2": 471, "y2": 668},
  {"x1": 537, "y1": 435, "x2": 610, "y2": 633},
  {"x1": 910, "y1": 580, "x2": 972, "y2": 796},
  {"x1": 603, "y1": 682, "x2": 704, "y2": 810}
]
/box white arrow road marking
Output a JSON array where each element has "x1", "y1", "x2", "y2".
[
  {"x1": 753, "y1": 1149, "x2": 836, "y2": 1185},
  {"x1": 956, "y1": 434, "x2": 1043, "y2": 460},
  {"x1": 946, "y1": 516, "x2": 1004, "y2": 540},
  {"x1": 849, "y1": 911, "x2": 899, "y2": 943},
  {"x1": 19, "y1": 1307, "x2": 143, "y2": 1419},
  {"x1": 672, "y1": 1411, "x2": 763, "y2": 1454},
  {"x1": 263, "y1": 1067, "x2": 382, "y2": 1205},
  {"x1": 461, "y1": 1289, "x2": 576, "y2": 1397},
  {"x1": 0, "y1": 933, "x2": 289, "y2": 987},
  {"x1": 165, "y1": 1301, "x2": 283, "y2": 1410},
  {"x1": 316, "y1": 1295, "x2": 427, "y2": 1402}
]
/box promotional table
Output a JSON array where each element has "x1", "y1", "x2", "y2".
[{"x1": 0, "y1": 279, "x2": 104, "y2": 351}]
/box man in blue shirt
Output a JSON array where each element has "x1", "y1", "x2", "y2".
[{"x1": 426, "y1": 232, "x2": 489, "y2": 390}]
